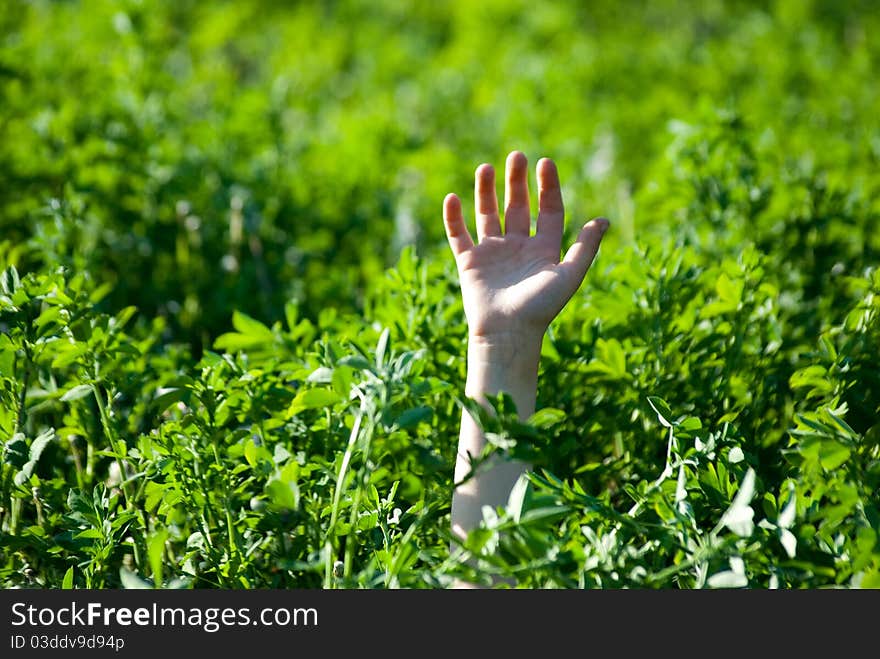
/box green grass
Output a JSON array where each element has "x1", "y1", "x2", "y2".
[{"x1": 1, "y1": 0, "x2": 878, "y2": 588}]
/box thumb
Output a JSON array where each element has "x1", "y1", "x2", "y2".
[{"x1": 558, "y1": 218, "x2": 609, "y2": 289}]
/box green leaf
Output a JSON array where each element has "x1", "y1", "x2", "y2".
[
  {"x1": 332, "y1": 365, "x2": 353, "y2": 397},
  {"x1": 213, "y1": 332, "x2": 263, "y2": 352},
  {"x1": 484, "y1": 432, "x2": 516, "y2": 451},
  {"x1": 507, "y1": 474, "x2": 530, "y2": 523},
  {"x1": 144, "y1": 482, "x2": 167, "y2": 513},
  {"x1": 62, "y1": 566, "x2": 74, "y2": 590},
  {"x1": 778, "y1": 485, "x2": 796, "y2": 529},
  {"x1": 213, "y1": 312, "x2": 275, "y2": 351},
  {"x1": 825, "y1": 411, "x2": 857, "y2": 438},
  {"x1": 14, "y1": 428, "x2": 55, "y2": 486},
  {"x1": 0, "y1": 266, "x2": 20, "y2": 295},
  {"x1": 701, "y1": 273, "x2": 743, "y2": 317},
  {"x1": 307, "y1": 367, "x2": 334, "y2": 384},
  {"x1": 582, "y1": 338, "x2": 628, "y2": 380},
  {"x1": 707, "y1": 570, "x2": 748, "y2": 588},
  {"x1": 860, "y1": 568, "x2": 880, "y2": 589},
  {"x1": 244, "y1": 438, "x2": 259, "y2": 467},
  {"x1": 34, "y1": 305, "x2": 62, "y2": 331},
  {"x1": 789, "y1": 365, "x2": 834, "y2": 397},
  {"x1": 675, "y1": 463, "x2": 688, "y2": 505},
  {"x1": 61, "y1": 384, "x2": 93, "y2": 402},
  {"x1": 528, "y1": 408, "x2": 566, "y2": 429},
  {"x1": 716, "y1": 272, "x2": 743, "y2": 305},
  {"x1": 338, "y1": 355, "x2": 373, "y2": 372},
  {"x1": 519, "y1": 505, "x2": 571, "y2": 525},
  {"x1": 273, "y1": 444, "x2": 292, "y2": 465},
  {"x1": 198, "y1": 351, "x2": 224, "y2": 367},
  {"x1": 720, "y1": 468, "x2": 756, "y2": 537},
  {"x1": 266, "y1": 478, "x2": 300, "y2": 510},
  {"x1": 113, "y1": 305, "x2": 138, "y2": 329},
  {"x1": 51, "y1": 343, "x2": 89, "y2": 369},
  {"x1": 119, "y1": 568, "x2": 152, "y2": 590},
  {"x1": 395, "y1": 406, "x2": 432, "y2": 429},
  {"x1": 647, "y1": 396, "x2": 674, "y2": 428},
  {"x1": 152, "y1": 387, "x2": 188, "y2": 412},
  {"x1": 597, "y1": 338, "x2": 627, "y2": 378},
  {"x1": 287, "y1": 387, "x2": 342, "y2": 416},
  {"x1": 779, "y1": 528, "x2": 797, "y2": 559},
  {"x1": 88, "y1": 281, "x2": 114, "y2": 304},
  {"x1": 818, "y1": 440, "x2": 850, "y2": 470},
  {"x1": 0, "y1": 336, "x2": 14, "y2": 377},
  {"x1": 232, "y1": 310, "x2": 273, "y2": 337},
  {"x1": 74, "y1": 529, "x2": 103, "y2": 540},
  {"x1": 464, "y1": 527, "x2": 494, "y2": 553},
  {"x1": 677, "y1": 416, "x2": 702, "y2": 433},
  {"x1": 28, "y1": 428, "x2": 54, "y2": 462},
  {"x1": 731, "y1": 467, "x2": 756, "y2": 507},
  {"x1": 284, "y1": 301, "x2": 299, "y2": 332},
  {"x1": 2, "y1": 433, "x2": 28, "y2": 468},
  {"x1": 375, "y1": 327, "x2": 390, "y2": 369},
  {"x1": 147, "y1": 529, "x2": 168, "y2": 589}
]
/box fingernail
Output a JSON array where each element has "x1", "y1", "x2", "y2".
[{"x1": 597, "y1": 218, "x2": 610, "y2": 233}]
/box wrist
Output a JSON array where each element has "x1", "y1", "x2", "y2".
[
  {"x1": 464, "y1": 331, "x2": 541, "y2": 413},
  {"x1": 467, "y1": 332, "x2": 541, "y2": 374},
  {"x1": 466, "y1": 330, "x2": 544, "y2": 362}
]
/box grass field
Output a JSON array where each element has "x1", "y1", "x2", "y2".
[{"x1": 1, "y1": 0, "x2": 878, "y2": 588}]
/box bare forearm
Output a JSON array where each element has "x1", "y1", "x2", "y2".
[
  {"x1": 441, "y1": 150, "x2": 607, "y2": 582},
  {"x1": 451, "y1": 332, "x2": 541, "y2": 539}
]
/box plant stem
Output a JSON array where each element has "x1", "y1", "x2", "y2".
[
  {"x1": 342, "y1": 395, "x2": 378, "y2": 583},
  {"x1": 324, "y1": 395, "x2": 366, "y2": 587},
  {"x1": 15, "y1": 344, "x2": 31, "y2": 434},
  {"x1": 92, "y1": 384, "x2": 133, "y2": 509}
]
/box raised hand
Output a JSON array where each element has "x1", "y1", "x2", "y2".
[
  {"x1": 445, "y1": 151, "x2": 610, "y2": 558},
  {"x1": 443, "y1": 151, "x2": 608, "y2": 343}
]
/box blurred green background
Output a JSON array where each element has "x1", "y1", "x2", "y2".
[
  {"x1": 1, "y1": 0, "x2": 878, "y2": 350},
  {"x1": 2, "y1": 0, "x2": 880, "y2": 590}
]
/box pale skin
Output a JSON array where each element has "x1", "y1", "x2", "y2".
[{"x1": 442, "y1": 150, "x2": 609, "y2": 577}]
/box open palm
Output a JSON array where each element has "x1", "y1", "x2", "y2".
[{"x1": 443, "y1": 151, "x2": 609, "y2": 340}]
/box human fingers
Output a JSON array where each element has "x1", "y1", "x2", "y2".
[
  {"x1": 535, "y1": 157, "x2": 564, "y2": 249},
  {"x1": 443, "y1": 193, "x2": 474, "y2": 256},
  {"x1": 503, "y1": 150, "x2": 531, "y2": 236},
  {"x1": 474, "y1": 163, "x2": 501, "y2": 241}
]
